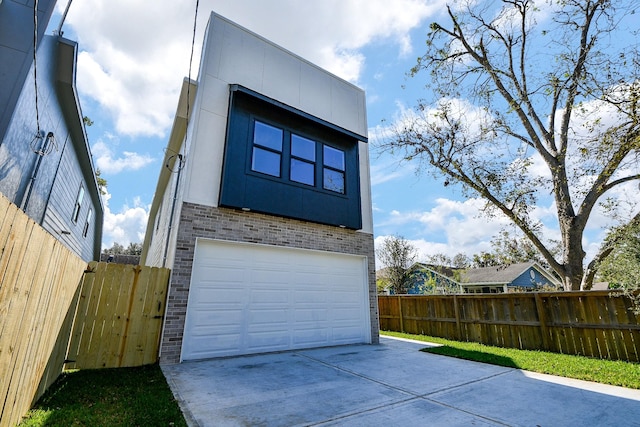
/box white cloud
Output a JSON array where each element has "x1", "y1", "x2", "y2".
[
  {"x1": 92, "y1": 140, "x2": 154, "y2": 174},
  {"x1": 376, "y1": 197, "x2": 510, "y2": 258},
  {"x1": 101, "y1": 191, "x2": 149, "y2": 249},
  {"x1": 60, "y1": 0, "x2": 445, "y2": 137}
]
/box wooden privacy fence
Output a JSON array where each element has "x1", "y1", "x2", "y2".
[
  {"x1": 379, "y1": 292, "x2": 640, "y2": 362},
  {"x1": 0, "y1": 192, "x2": 171, "y2": 427},
  {"x1": 66, "y1": 261, "x2": 171, "y2": 370},
  {"x1": 0, "y1": 195, "x2": 86, "y2": 427}
]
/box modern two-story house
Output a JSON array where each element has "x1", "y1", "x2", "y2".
[
  {"x1": 0, "y1": 0, "x2": 103, "y2": 261},
  {"x1": 141, "y1": 13, "x2": 379, "y2": 363}
]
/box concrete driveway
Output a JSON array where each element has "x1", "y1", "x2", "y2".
[{"x1": 162, "y1": 336, "x2": 640, "y2": 426}]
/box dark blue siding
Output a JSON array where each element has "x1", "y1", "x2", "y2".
[
  {"x1": 0, "y1": 0, "x2": 56, "y2": 150},
  {"x1": 511, "y1": 267, "x2": 554, "y2": 288},
  {"x1": 219, "y1": 89, "x2": 362, "y2": 229},
  {"x1": 0, "y1": 35, "x2": 102, "y2": 261}
]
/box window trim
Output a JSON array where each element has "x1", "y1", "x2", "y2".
[
  {"x1": 72, "y1": 185, "x2": 84, "y2": 223},
  {"x1": 83, "y1": 208, "x2": 92, "y2": 238}
]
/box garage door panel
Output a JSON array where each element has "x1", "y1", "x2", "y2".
[
  {"x1": 182, "y1": 240, "x2": 370, "y2": 360},
  {"x1": 185, "y1": 335, "x2": 241, "y2": 358},
  {"x1": 249, "y1": 309, "x2": 289, "y2": 325},
  {"x1": 251, "y1": 268, "x2": 291, "y2": 284},
  {"x1": 190, "y1": 309, "x2": 243, "y2": 327},
  {"x1": 294, "y1": 308, "x2": 329, "y2": 321},
  {"x1": 194, "y1": 287, "x2": 247, "y2": 303},
  {"x1": 293, "y1": 289, "x2": 328, "y2": 303},
  {"x1": 250, "y1": 288, "x2": 289, "y2": 303},
  {"x1": 292, "y1": 330, "x2": 329, "y2": 346}
]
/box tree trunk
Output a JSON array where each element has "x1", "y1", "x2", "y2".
[{"x1": 562, "y1": 225, "x2": 586, "y2": 291}]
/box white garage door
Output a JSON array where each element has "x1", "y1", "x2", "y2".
[{"x1": 181, "y1": 239, "x2": 371, "y2": 360}]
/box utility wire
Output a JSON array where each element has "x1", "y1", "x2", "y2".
[
  {"x1": 186, "y1": 0, "x2": 199, "y2": 128},
  {"x1": 33, "y1": 0, "x2": 41, "y2": 136},
  {"x1": 166, "y1": 0, "x2": 199, "y2": 174}
]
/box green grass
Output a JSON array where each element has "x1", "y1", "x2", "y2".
[
  {"x1": 382, "y1": 331, "x2": 640, "y2": 389},
  {"x1": 19, "y1": 364, "x2": 187, "y2": 427}
]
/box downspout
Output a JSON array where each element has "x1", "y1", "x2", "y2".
[{"x1": 162, "y1": 153, "x2": 183, "y2": 268}]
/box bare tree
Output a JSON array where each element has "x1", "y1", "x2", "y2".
[
  {"x1": 382, "y1": 0, "x2": 640, "y2": 290},
  {"x1": 376, "y1": 235, "x2": 418, "y2": 294}
]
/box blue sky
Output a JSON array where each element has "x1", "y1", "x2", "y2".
[{"x1": 48, "y1": 0, "x2": 639, "y2": 263}]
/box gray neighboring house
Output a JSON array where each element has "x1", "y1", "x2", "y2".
[
  {"x1": 405, "y1": 261, "x2": 560, "y2": 294},
  {"x1": 141, "y1": 13, "x2": 378, "y2": 363},
  {"x1": 0, "y1": 0, "x2": 103, "y2": 261},
  {"x1": 460, "y1": 262, "x2": 561, "y2": 293}
]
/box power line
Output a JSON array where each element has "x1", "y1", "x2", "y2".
[{"x1": 33, "y1": 0, "x2": 41, "y2": 135}]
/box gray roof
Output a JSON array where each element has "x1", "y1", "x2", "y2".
[{"x1": 460, "y1": 262, "x2": 537, "y2": 285}]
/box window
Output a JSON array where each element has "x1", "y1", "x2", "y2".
[
  {"x1": 72, "y1": 185, "x2": 84, "y2": 222},
  {"x1": 290, "y1": 134, "x2": 315, "y2": 186},
  {"x1": 323, "y1": 145, "x2": 345, "y2": 193},
  {"x1": 250, "y1": 120, "x2": 345, "y2": 193},
  {"x1": 251, "y1": 121, "x2": 283, "y2": 177},
  {"x1": 83, "y1": 208, "x2": 92, "y2": 238}
]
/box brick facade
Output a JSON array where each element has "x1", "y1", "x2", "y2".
[{"x1": 159, "y1": 201, "x2": 380, "y2": 364}]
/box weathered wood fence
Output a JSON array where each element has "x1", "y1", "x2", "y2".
[
  {"x1": 379, "y1": 292, "x2": 640, "y2": 362},
  {"x1": 0, "y1": 194, "x2": 170, "y2": 427}
]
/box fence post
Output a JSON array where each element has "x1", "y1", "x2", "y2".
[
  {"x1": 453, "y1": 295, "x2": 462, "y2": 341},
  {"x1": 397, "y1": 296, "x2": 404, "y2": 333},
  {"x1": 535, "y1": 293, "x2": 551, "y2": 351}
]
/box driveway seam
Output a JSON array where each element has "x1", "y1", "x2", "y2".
[{"x1": 295, "y1": 350, "x2": 516, "y2": 426}]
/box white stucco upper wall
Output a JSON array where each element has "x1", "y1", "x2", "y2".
[
  {"x1": 182, "y1": 13, "x2": 372, "y2": 233},
  {"x1": 206, "y1": 13, "x2": 367, "y2": 136}
]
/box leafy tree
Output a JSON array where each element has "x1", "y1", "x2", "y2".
[
  {"x1": 102, "y1": 242, "x2": 142, "y2": 256},
  {"x1": 103, "y1": 242, "x2": 125, "y2": 255},
  {"x1": 471, "y1": 251, "x2": 499, "y2": 268},
  {"x1": 595, "y1": 217, "x2": 640, "y2": 313},
  {"x1": 485, "y1": 229, "x2": 559, "y2": 268},
  {"x1": 95, "y1": 168, "x2": 108, "y2": 196},
  {"x1": 422, "y1": 253, "x2": 466, "y2": 292},
  {"x1": 125, "y1": 242, "x2": 143, "y2": 255},
  {"x1": 452, "y1": 252, "x2": 470, "y2": 268},
  {"x1": 376, "y1": 235, "x2": 418, "y2": 294},
  {"x1": 382, "y1": 0, "x2": 640, "y2": 290}
]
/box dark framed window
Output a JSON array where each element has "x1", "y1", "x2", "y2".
[
  {"x1": 249, "y1": 119, "x2": 346, "y2": 194},
  {"x1": 83, "y1": 208, "x2": 92, "y2": 238},
  {"x1": 72, "y1": 185, "x2": 84, "y2": 223},
  {"x1": 251, "y1": 121, "x2": 283, "y2": 177},
  {"x1": 323, "y1": 145, "x2": 345, "y2": 193},
  {"x1": 290, "y1": 134, "x2": 316, "y2": 186}
]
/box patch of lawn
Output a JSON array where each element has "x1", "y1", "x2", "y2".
[
  {"x1": 381, "y1": 331, "x2": 640, "y2": 389},
  {"x1": 19, "y1": 364, "x2": 187, "y2": 427}
]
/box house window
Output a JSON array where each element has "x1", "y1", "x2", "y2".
[
  {"x1": 251, "y1": 121, "x2": 283, "y2": 177},
  {"x1": 323, "y1": 145, "x2": 345, "y2": 193},
  {"x1": 250, "y1": 120, "x2": 345, "y2": 193},
  {"x1": 72, "y1": 185, "x2": 84, "y2": 222},
  {"x1": 83, "y1": 208, "x2": 92, "y2": 238},
  {"x1": 290, "y1": 134, "x2": 315, "y2": 186}
]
